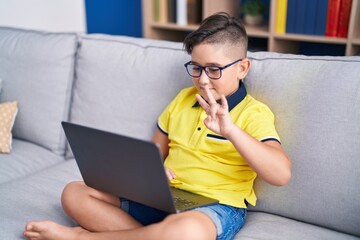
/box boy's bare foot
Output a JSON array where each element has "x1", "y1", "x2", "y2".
[{"x1": 23, "y1": 221, "x2": 88, "y2": 240}]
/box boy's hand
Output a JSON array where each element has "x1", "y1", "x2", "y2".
[
  {"x1": 165, "y1": 167, "x2": 176, "y2": 180},
  {"x1": 196, "y1": 86, "x2": 235, "y2": 137}
]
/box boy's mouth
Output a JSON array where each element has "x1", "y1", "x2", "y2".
[
  {"x1": 199, "y1": 86, "x2": 215, "y2": 91},
  {"x1": 199, "y1": 87, "x2": 218, "y2": 101}
]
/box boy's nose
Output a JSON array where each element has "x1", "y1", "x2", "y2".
[{"x1": 198, "y1": 70, "x2": 210, "y2": 85}]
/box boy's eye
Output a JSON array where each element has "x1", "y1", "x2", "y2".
[
  {"x1": 207, "y1": 67, "x2": 220, "y2": 73},
  {"x1": 191, "y1": 66, "x2": 201, "y2": 72}
]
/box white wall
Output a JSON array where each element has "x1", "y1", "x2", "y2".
[{"x1": 0, "y1": 0, "x2": 86, "y2": 32}]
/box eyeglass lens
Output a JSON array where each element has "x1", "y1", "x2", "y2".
[{"x1": 186, "y1": 65, "x2": 222, "y2": 79}]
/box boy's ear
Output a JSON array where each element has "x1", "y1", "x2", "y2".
[{"x1": 238, "y1": 58, "x2": 251, "y2": 80}]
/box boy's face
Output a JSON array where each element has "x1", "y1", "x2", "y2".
[{"x1": 190, "y1": 42, "x2": 249, "y2": 102}]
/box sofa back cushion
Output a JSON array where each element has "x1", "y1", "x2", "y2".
[
  {"x1": 245, "y1": 52, "x2": 360, "y2": 236},
  {"x1": 0, "y1": 27, "x2": 78, "y2": 155},
  {"x1": 69, "y1": 35, "x2": 191, "y2": 157}
]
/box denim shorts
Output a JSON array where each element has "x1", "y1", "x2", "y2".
[{"x1": 120, "y1": 198, "x2": 247, "y2": 240}]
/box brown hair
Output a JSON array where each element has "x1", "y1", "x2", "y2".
[{"x1": 184, "y1": 12, "x2": 248, "y2": 57}]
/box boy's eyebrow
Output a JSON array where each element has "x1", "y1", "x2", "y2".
[{"x1": 190, "y1": 61, "x2": 223, "y2": 66}]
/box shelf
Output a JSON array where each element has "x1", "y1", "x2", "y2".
[
  {"x1": 151, "y1": 22, "x2": 199, "y2": 32},
  {"x1": 244, "y1": 24, "x2": 269, "y2": 38},
  {"x1": 143, "y1": 0, "x2": 360, "y2": 56},
  {"x1": 274, "y1": 33, "x2": 348, "y2": 44},
  {"x1": 151, "y1": 22, "x2": 270, "y2": 38},
  {"x1": 352, "y1": 38, "x2": 360, "y2": 45}
]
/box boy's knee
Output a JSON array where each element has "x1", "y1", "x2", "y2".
[
  {"x1": 61, "y1": 181, "x2": 86, "y2": 209},
  {"x1": 62, "y1": 181, "x2": 85, "y2": 197},
  {"x1": 161, "y1": 213, "x2": 216, "y2": 240}
]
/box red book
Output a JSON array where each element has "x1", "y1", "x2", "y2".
[
  {"x1": 325, "y1": 0, "x2": 342, "y2": 37},
  {"x1": 337, "y1": 0, "x2": 352, "y2": 38}
]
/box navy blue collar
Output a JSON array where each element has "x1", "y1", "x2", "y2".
[{"x1": 193, "y1": 81, "x2": 247, "y2": 112}]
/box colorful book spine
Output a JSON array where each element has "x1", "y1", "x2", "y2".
[
  {"x1": 168, "y1": 0, "x2": 177, "y2": 23},
  {"x1": 304, "y1": 0, "x2": 318, "y2": 35},
  {"x1": 286, "y1": 0, "x2": 297, "y2": 33},
  {"x1": 325, "y1": 0, "x2": 342, "y2": 37},
  {"x1": 187, "y1": 0, "x2": 202, "y2": 25},
  {"x1": 154, "y1": 0, "x2": 160, "y2": 22},
  {"x1": 337, "y1": 0, "x2": 352, "y2": 38},
  {"x1": 315, "y1": 0, "x2": 328, "y2": 35},
  {"x1": 295, "y1": 0, "x2": 307, "y2": 33},
  {"x1": 276, "y1": 0, "x2": 288, "y2": 33},
  {"x1": 176, "y1": 0, "x2": 187, "y2": 25},
  {"x1": 158, "y1": 0, "x2": 168, "y2": 23}
]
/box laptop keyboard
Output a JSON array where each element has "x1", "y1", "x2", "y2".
[{"x1": 173, "y1": 196, "x2": 198, "y2": 208}]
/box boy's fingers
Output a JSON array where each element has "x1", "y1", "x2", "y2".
[
  {"x1": 203, "y1": 85, "x2": 217, "y2": 104},
  {"x1": 165, "y1": 168, "x2": 176, "y2": 180},
  {"x1": 196, "y1": 94, "x2": 209, "y2": 110},
  {"x1": 221, "y1": 95, "x2": 229, "y2": 110},
  {"x1": 197, "y1": 93, "x2": 216, "y2": 118}
]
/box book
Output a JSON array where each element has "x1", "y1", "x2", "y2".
[
  {"x1": 337, "y1": 0, "x2": 352, "y2": 38},
  {"x1": 176, "y1": 0, "x2": 187, "y2": 25},
  {"x1": 304, "y1": 0, "x2": 318, "y2": 35},
  {"x1": 187, "y1": 0, "x2": 202, "y2": 25},
  {"x1": 275, "y1": 0, "x2": 288, "y2": 33},
  {"x1": 158, "y1": 0, "x2": 168, "y2": 23},
  {"x1": 286, "y1": 0, "x2": 297, "y2": 33},
  {"x1": 295, "y1": 0, "x2": 307, "y2": 33},
  {"x1": 168, "y1": 0, "x2": 177, "y2": 23},
  {"x1": 154, "y1": 0, "x2": 160, "y2": 22},
  {"x1": 314, "y1": 0, "x2": 328, "y2": 35},
  {"x1": 325, "y1": 0, "x2": 342, "y2": 37}
]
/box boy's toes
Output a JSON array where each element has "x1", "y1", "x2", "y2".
[
  {"x1": 24, "y1": 229, "x2": 40, "y2": 239},
  {"x1": 25, "y1": 222, "x2": 34, "y2": 231},
  {"x1": 24, "y1": 221, "x2": 47, "y2": 239}
]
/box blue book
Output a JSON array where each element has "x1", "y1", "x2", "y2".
[
  {"x1": 286, "y1": 0, "x2": 297, "y2": 33},
  {"x1": 295, "y1": 0, "x2": 307, "y2": 34},
  {"x1": 304, "y1": 0, "x2": 318, "y2": 35},
  {"x1": 314, "y1": 0, "x2": 328, "y2": 35}
]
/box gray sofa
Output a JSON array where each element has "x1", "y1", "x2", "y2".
[{"x1": 0, "y1": 26, "x2": 359, "y2": 240}]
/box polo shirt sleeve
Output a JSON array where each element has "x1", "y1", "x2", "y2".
[
  {"x1": 241, "y1": 104, "x2": 281, "y2": 144},
  {"x1": 157, "y1": 103, "x2": 171, "y2": 135},
  {"x1": 157, "y1": 92, "x2": 181, "y2": 136}
]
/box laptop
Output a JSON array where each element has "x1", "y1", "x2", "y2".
[{"x1": 62, "y1": 121, "x2": 218, "y2": 213}]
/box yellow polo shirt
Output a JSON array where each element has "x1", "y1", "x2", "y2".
[{"x1": 157, "y1": 82, "x2": 280, "y2": 208}]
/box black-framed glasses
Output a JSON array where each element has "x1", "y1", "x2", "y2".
[{"x1": 184, "y1": 58, "x2": 242, "y2": 80}]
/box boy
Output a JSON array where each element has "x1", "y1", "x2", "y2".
[{"x1": 24, "y1": 12, "x2": 291, "y2": 240}]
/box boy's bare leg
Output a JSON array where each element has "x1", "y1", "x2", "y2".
[
  {"x1": 60, "y1": 181, "x2": 142, "y2": 231},
  {"x1": 25, "y1": 180, "x2": 141, "y2": 239},
  {"x1": 24, "y1": 210, "x2": 216, "y2": 240},
  {"x1": 24, "y1": 181, "x2": 217, "y2": 240}
]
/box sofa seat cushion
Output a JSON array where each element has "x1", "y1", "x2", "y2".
[
  {"x1": 0, "y1": 138, "x2": 65, "y2": 184},
  {"x1": 0, "y1": 159, "x2": 81, "y2": 239},
  {"x1": 235, "y1": 212, "x2": 359, "y2": 240}
]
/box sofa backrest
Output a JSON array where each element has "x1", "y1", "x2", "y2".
[
  {"x1": 68, "y1": 34, "x2": 192, "y2": 158},
  {"x1": 0, "y1": 27, "x2": 78, "y2": 155},
  {"x1": 245, "y1": 52, "x2": 360, "y2": 236}
]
